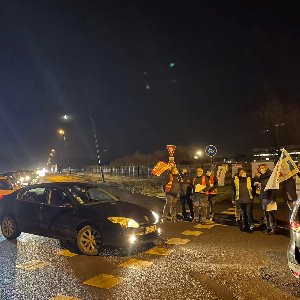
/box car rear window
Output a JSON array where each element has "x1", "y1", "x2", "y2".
[{"x1": 0, "y1": 179, "x2": 13, "y2": 190}]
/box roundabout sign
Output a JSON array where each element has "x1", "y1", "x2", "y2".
[{"x1": 205, "y1": 145, "x2": 217, "y2": 157}]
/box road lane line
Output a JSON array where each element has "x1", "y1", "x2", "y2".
[
  {"x1": 50, "y1": 295, "x2": 81, "y2": 300},
  {"x1": 166, "y1": 238, "x2": 191, "y2": 245},
  {"x1": 83, "y1": 274, "x2": 125, "y2": 289},
  {"x1": 16, "y1": 260, "x2": 51, "y2": 270},
  {"x1": 221, "y1": 211, "x2": 235, "y2": 215},
  {"x1": 181, "y1": 230, "x2": 203, "y2": 236},
  {"x1": 57, "y1": 249, "x2": 78, "y2": 257},
  {"x1": 145, "y1": 247, "x2": 174, "y2": 256},
  {"x1": 194, "y1": 224, "x2": 215, "y2": 229},
  {"x1": 119, "y1": 258, "x2": 153, "y2": 269}
]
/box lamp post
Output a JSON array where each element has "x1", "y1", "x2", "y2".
[{"x1": 58, "y1": 129, "x2": 70, "y2": 174}]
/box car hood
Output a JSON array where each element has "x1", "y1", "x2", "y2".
[{"x1": 85, "y1": 201, "x2": 156, "y2": 225}]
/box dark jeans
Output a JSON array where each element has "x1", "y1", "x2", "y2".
[
  {"x1": 180, "y1": 195, "x2": 194, "y2": 219},
  {"x1": 208, "y1": 195, "x2": 216, "y2": 219},
  {"x1": 239, "y1": 202, "x2": 253, "y2": 228},
  {"x1": 264, "y1": 209, "x2": 276, "y2": 230}
]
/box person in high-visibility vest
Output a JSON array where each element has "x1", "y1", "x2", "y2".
[
  {"x1": 192, "y1": 168, "x2": 211, "y2": 224},
  {"x1": 234, "y1": 169, "x2": 254, "y2": 232}
]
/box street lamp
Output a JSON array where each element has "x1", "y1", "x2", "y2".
[
  {"x1": 195, "y1": 150, "x2": 204, "y2": 168},
  {"x1": 58, "y1": 129, "x2": 70, "y2": 174},
  {"x1": 196, "y1": 150, "x2": 203, "y2": 157}
]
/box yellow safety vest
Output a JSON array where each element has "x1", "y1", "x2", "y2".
[{"x1": 234, "y1": 176, "x2": 253, "y2": 201}]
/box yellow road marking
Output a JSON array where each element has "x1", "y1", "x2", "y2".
[
  {"x1": 181, "y1": 230, "x2": 203, "y2": 236},
  {"x1": 166, "y1": 238, "x2": 190, "y2": 245},
  {"x1": 57, "y1": 250, "x2": 78, "y2": 257},
  {"x1": 50, "y1": 295, "x2": 81, "y2": 300},
  {"x1": 221, "y1": 211, "x2": 236, "y2": 215},
  {"x1": 146, "y1": 247, "x2": 174, "y2": 256},
  {"x1": 83, "y1": 274, "x2": 124, "y2": 289},
  {"x1": 119, "y1": 258, "x2": 153, "y2": 269},
  {"x1": 194, "y1": 224, "x2": 215, "y2": 229},
  {"x1": 16, "y1": 260, "x2": 51, "y2": 270}
]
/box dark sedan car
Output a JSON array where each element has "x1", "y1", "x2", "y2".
[
  {"x1": 0, "y1": 182, "x2": 161, "y2": 255},
  {"x1": 288, "y1": 199, "x2": 300, "y2": 277}
]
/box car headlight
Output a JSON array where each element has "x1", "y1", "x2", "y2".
[
  {"x1": 25, "y1": 176, "x2": 30, "y2": 181},
  {"x1": 20, "y1": 177, "x2": 24, "y2": 182},
  {"x1": 107, "y1": 217, "x2": 139, "y2": 228},
  {"x1": 151, "y1": 210, "x2": 159, "y2": 224}
]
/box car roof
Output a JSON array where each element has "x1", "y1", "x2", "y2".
[{"x1": 22, "y1": 182, "x2": 98, "y2": 189}]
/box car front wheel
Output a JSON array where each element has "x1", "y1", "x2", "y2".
[
  {"x1": 1, "y1": 215, "x2": 21, "y2": 240},
  {"x1": 77, "y1": 225, "x2": 102, "y2": 256}
]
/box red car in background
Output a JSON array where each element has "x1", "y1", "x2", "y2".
[{"x1": 0, "y1": 177, "x2": 16, "y2": 199}]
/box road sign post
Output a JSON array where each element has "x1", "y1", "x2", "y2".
[{"x1": 205, "y1": 145, "x2": 217, "y2": 170}]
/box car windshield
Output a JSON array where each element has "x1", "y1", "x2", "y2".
[
  {"x1": 68, "y1": 186, "x2": 116, "y2": 204},
  {"x1": 0, "y1": 179, "x2": 13, "y2": 190}
]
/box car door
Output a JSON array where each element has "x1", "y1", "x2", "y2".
[
  {"x1": 39, "y1": 187, "x2": 78, "y2": 239},
  {"x1": 16, "y1": 187, "x2": 48, "y2": 235}
]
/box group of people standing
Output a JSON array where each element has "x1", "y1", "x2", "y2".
[
  {"x1": 232, "y1": 164, "x2": 276, "y2": 234},
  {"x1": 161, "y1": 162, "x2": 300, "y2": 233},
  {"x1": 233, "y1": 162, "x2": 300, "y2": 234},
  {"x1": 161, "y1": 167, "x2": 217, "y2": 224}
]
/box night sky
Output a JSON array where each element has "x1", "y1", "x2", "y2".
[{"x1": 1, "y1": 1, "x2": 300, "y2": 171}]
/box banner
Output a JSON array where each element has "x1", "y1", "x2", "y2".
[
  {"x1": 217, "y1": 166, "x2": 226, "y2": 186},
  {"x1": 151, "y1": 161, "x2": 170, "y2": 176},
  {"x1": 232, "y1": 164, "x2": 243, "y2": 177},
  {"x1": 222, "y1": 164, "x2": 229, "y2": 172},
  {"x1": 265, "y1": 149, "x2": 299, "y2": 190}
]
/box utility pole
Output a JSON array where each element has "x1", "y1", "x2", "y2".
[{"x1": 89, "y1": 106, "x2": 105, "y2": 182}]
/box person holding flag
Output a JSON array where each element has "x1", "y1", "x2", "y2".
[
  {"x1": 161, "y1": 167, "x2": 181, "y2": 222},
  {"x1": 262, "y1": 149, "x2": 300, "y2": 232},
  {"x1": 256, "y1": 164, "x2": 277, "y2": 234}
]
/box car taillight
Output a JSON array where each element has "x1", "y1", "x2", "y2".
[
  {"x1": 0, "y1": 195, "x2": 3, "y2": 200},
  {"x1": 290, "y1": 220, "x2": 300, "y2": 232}
]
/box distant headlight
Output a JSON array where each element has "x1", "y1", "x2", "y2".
[
  {"x1": 25, "y1": 176, "x2": 30, "y2": 181},
  {"x1": 151, "y1": 210, "x2": 159, "y2": 224},
  {"x1": 107, "y1": 217, "x2": 139, "y2": 228},
  {"x1": 20, "y1": 177, "x2": 24, "y2": 182}
]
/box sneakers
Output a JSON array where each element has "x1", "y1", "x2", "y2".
[{"x1": 248, "y1": 225, "x2": 255, "y2": 233}]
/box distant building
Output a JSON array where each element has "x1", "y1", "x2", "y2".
[{"x1": 253, "y1": 145, "x2": 300, "y2": 162}]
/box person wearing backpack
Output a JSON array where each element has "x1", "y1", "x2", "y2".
[{"x1": 161, "y1": 167, "x2": 181, "y2": 222}]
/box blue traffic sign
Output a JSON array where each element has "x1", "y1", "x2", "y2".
[{"x1": 205, "y1": 145, "x2": 217, "y2": 157}]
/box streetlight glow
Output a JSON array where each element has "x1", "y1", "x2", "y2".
[
  {"x1": 194, "y1": 156, "x2": 198, "y2": 160},
  {"x1": 196, "y1": 150, "x2": 203, "y2": 157},
  {"x1": 58, "y1": 129, "x2": 65, "y2": 135}
]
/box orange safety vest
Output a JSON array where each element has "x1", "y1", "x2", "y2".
[{"x1": 193, "y1": 176, "x2": 217, "y2": 194}]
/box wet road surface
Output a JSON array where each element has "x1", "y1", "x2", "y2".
[{"x1": 0, "y1": 174, "x2": 300, "y2": 299}]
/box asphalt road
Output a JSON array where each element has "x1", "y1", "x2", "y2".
[{"x1": 0, "y1": 174, "x2": 300, "y2": 300}]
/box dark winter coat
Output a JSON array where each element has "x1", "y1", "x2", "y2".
[
  {"x1": 258, "y1": 169, "x2": 276, "y2": 201},
  {"x1": 162, "y1": 173, "x2": 181, "y2": 197},
  {"x1": 180, "y1": 173, "x2": 192, "y2": 197}
]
